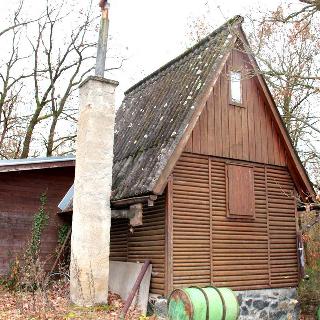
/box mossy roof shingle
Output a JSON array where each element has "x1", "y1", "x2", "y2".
[{"x1": 111, "y1": 16, "x2": 242, "y2": 200}]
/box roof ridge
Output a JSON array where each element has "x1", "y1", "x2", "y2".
[{"x1": 124, "y1": 15, "x2": 243, "y2": 95}]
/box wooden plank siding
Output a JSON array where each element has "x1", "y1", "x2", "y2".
[
  {"x1": 210, "y1": 158, "x2": 270, "y2": 290},
  {"x1": 185, "y1": 49, "x2": 287, "y2": 167},
  {"x1": 171, "y1": 153, "x2": 298, "y2": 291},
  {"x1": 109, "y1": 195, "x2": 166, "y2": 295},
  {"x1": 171, "y1": 154, "x2": 211, "y2": 288},
  {"x1": 267, "y1": 167, "x2": 299, "y2": 287},
  {"x1": 169, "y1": 48, "x2": 299, "y2": 291},
  {"x1": 0, "y1": 167, "x2": 74, "y2": 275}
]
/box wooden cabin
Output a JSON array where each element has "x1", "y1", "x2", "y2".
[
  {"x1": 1, "y1": 15, "x2": 314, "y2": 318},
  {"x1": 106, "y1": 16, "x2": 314, "y2": 299},
  {"x1": 0, "y1": 157, "x2": 74, "y2": 274}
]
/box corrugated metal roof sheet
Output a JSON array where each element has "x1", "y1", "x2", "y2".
[
  {"x1": 0, "y1": 155, "x2": 75, "y2": 167},
  {"x1": 111, "y1": 16, "x2": 242, "y2": 200}
]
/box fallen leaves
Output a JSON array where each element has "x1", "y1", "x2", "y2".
[{"x1": 0, "y1": 281, "x2": 150, "y2": 320}]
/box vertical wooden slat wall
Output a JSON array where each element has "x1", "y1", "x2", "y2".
[
  {"x1": 184, "y1": 50, "x2": 287, "y2": 167},
  {"x1": 171, "y1": 152, "x2": 298, "y2": 291},
  {"x1": 109, "y1": 195, "x2": 166, "y2": 295}
]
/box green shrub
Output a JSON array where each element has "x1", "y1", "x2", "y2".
[
  {"x1": 58, "y1": 224, "x2": 70, "y2": 246},
  {"x1": 2, "y1": 193, "x2": 49, "y2": 291}
]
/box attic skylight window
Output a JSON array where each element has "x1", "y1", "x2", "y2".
[{"x1": 230, "y1": 71, "x2": 242, "y2": 105}]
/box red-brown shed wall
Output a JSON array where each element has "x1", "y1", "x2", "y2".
[{"x1": 0, "y1": 167, "x2": 74, "y2": 274}]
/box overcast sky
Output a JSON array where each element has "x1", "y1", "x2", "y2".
[
  {"x1": 108, "y1": 0, "x2": 283, "y2": 103},
  {"x1": 0, "y1": 0, "x2": 285, "y2": 105}
]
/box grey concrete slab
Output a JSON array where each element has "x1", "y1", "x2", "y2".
[{"x1": 109, "y1": 261, "x2": 152, "y2": 315}]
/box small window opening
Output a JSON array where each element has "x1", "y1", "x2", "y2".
[{"x1": 230, "y1": 71, "x2": 242, "y2": 105}]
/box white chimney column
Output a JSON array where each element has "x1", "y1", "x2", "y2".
[{"x1": 70, "y1": 76, "x2": 118, "y2": 306}]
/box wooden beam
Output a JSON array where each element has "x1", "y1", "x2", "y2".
[
  {"x1": 112, "y1": 208, "x2": 135, "y2": 219},
  {"x1": 165, "y1": 175, "x2": 173, "y2": 296},
  {"x1": 58, "y1": 204, "x2": 144, "y2": 224},
  {"x1": 49, "y1": 228, "x2": 72, "y2": 275},
  {"x1": 59, "y1": 193, "x2": 156, "y2": 213},
  {"x1": 111, "y1": 195, "x2": 157, "y2": 208}
]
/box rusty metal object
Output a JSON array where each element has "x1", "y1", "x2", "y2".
[
  {"x1": 167, "y1": 286, "x2": 239, "y2": 320},
  {"x1": 119, "y1": 260, "x2": 151, "y2": 319},
  {"x1": 95, "y1": 0, "x2": 110, "y2": 77}
]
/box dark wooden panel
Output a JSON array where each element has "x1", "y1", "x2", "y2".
[
  {"x1": 110, "y1": 219, "x2": 128, "y2": 262},
  {"x1": 227, "y1": 164, "x2": 255, "y2": 218}
]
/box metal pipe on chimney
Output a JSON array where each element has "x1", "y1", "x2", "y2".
[{"x1": 95, "y1": 0, "x2": 110, "y2": 77}]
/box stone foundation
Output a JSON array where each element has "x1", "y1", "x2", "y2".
[
  {"x1": 149, "y1": 287, "x2": 300, "y2": 319},
  {"x1": 148, "y1": 295, "x2": 168, "y2": 319},
  {"x1": 236, "y1": 288, "x2": 300, "y2": 320}
]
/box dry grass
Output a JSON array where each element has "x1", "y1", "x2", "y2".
[{"x1": 0, "y1": 281, "x2": 153, "y2": 320}]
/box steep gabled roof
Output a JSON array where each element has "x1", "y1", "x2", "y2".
[
  {"x1": 58, "y1": 14, "x2": 314, "y2": 205},
  {"x1": 111, "y1": 16, "x2": 242, "y2": 200}
]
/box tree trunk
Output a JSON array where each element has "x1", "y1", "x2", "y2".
[
  {"x1": 46, "y1": 114, "x2": 58, "y2": 156},
  {"x1": 20, "y1": 105, "x2": 42, "y2": 158}
]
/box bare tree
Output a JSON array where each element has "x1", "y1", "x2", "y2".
[
  {"x1": 0, "y1": 0, "x2": 35, "y2": 159},
  {"x1": 245, "y1": 7, "x2": 320, "y2": 180},
  {"x1": 271, "y1": 0, "x2": 320, "y2": 23},
  {"x1": 0, "y1": 0, "x2": 43, "y2": 38},
  {"x1": 20, "y1": 1, "x2": 97, "y2": 158},
  {"x1": 0, "y1": 0, "x2": 127, "y2": 159},
  {"x1": 248, "y1": 16, "x2": 320, "y2": 141}
]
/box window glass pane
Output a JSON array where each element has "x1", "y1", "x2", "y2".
[{"x1": 230, "y1": 71, "x2": 241, "y2": 104}]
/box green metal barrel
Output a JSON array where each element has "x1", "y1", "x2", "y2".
[{"x1": 168, "y1": 286, "x2": 239, "y2": 320}]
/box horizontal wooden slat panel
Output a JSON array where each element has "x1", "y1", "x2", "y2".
[
  {"x1": 172, "y1": 154, "x2": 211, "y2": 288},
  {"x1": 110, "y1": 219, "x2": 128, "y2": 262},
  {"x1": 211, "y1": 158, "x2": 269, "y2": 289},
  {"x1": 128, "y1": 196, "x2": 166, "y2": 295},
  {"x1": 267, "y1": 167, "x2": 298, "y2": 288},
  {"x1": 109, "y1": 195, "x2": 166, "y2": 295},
  {"x1": 171, "y1": 152, "x2": 298, "y2": 292}
]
